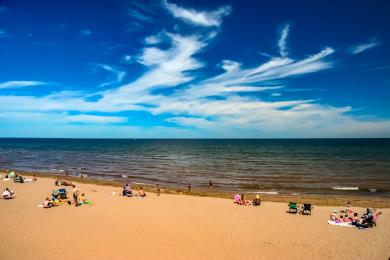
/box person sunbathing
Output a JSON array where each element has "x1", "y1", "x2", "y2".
[
  {"x1": 2, "y1": 188, "x2": 14, "y2": 199},
  {"x1": 43, "y1": 198, "x2": 53, "y2": 208}
]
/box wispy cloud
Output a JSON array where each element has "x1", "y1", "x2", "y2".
[
  {"x1": 348, "y1": 39, "x2": 381, "y2": 54},
  {"x1": 0, "y1": 29, "x2": 8, "y2": 38},
  {"x1": 0, "y1": 6, "x2": 9, "y2": 13},
  {"x1": 278, "y1": 24, "x2": 290, "y2": 57},
  {"x1": 366, "y1": 65, "x2": 390, "y2": 71},
  {"x1": 65, "y1": 114, "x2": 127, "y2": 124},
  {"x1": 127, "y1": 8, "x2": 154, "y2": 24},
  {"x1": 162, "y1": 0, "x2": 232, "y2": 27},
  {"x1": 79, "y1": 29, "x2": 92, "y2": 37},
  {"x1": 0, "y1": 81, "x2": 47, "y2": 89},
  {"x1": 93, "y1": 64, "x2": 126, "y2": 88},
  {"x1": 1, "y1": 3, "x2": 389, "y2": 137}
]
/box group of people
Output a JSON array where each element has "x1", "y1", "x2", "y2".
[
  {"x1": 122, "y1": 183, "x2": 146, "y2": 198},
  {"x1": 234, "y1": 194, "x2": 261, "y2": 206},
  {"x1": 329, "y1": 201, "x2": 381, "y2": 228},
  {"x1": 41, "y1": 181, "x2": 89, "y2": 209},
  {"x1": 1, "y1": 171, "x2": 37, "y2": 200}
]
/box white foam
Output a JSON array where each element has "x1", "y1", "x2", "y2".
[
  {"x1": 121, "y1": 175, "x2": 127, "y2": 178},
  {"x1": 247, "y1": 191, "x2": 279, "y2": 195},
  {"x1": 332, "y1": 186, "x2": 359, "y2": 191}
]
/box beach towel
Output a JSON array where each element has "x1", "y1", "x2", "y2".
[{"x1": 327, "y1": 220, "x2": 353, "y2": 227}]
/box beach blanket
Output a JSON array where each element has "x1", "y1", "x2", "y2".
[{"x1": 327, "y1": 220, "x2": 353, "y2": 227}]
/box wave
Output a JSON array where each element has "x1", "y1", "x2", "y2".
[
  {"x1": 247, "y1": 191, "x2": 279, "y2": 195},
  {"x1": 332, "y1": 186, "x2": 359, "y2": 191}
]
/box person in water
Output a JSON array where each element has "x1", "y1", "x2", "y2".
[{"x1": 209, "y1": 180, "x2": 213, "y2": 188}]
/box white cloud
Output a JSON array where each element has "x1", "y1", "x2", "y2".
[
  {"x1": 0, "y1": 81, "x2": 47, "y2": 89},
  {"x1": 163, "y1": 0, "x2": 231, "y2": 27},
  {"x1": 65, "y1": 114, "x2": 127, "y2": 124},
  {"x1": 1, "y1": 6, "x2": 389, "y2": 138},
  {"x1": 348, "y1": 39, "x2": 381, "y2": 54},
  {"x1": 278, "y1": 24, "x2": 290, "y2": 57}
]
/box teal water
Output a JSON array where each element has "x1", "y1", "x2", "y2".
[{"x1": 1, "y1": 138, "x2": 390, "y2": 197}]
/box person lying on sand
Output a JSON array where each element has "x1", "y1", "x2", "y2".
[
  {"x1": 2, "y1": 188, "x2": 14, "y2": 199},
  {"x1": 43, "y1": 198, "x2": 53, "y2": 208},
  {"x1": 55, "y1": 180, "x2": 74, "y2": 186}
]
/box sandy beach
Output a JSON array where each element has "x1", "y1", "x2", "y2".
[{"x1": 1, "y1": 175, "x2": 389, "y2": 260}]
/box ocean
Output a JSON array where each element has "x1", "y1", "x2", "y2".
[{"x1": 1, "y1": 138, "x2": 390, "y2": 197}]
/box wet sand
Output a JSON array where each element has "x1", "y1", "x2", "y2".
[{"x1": 1, "y1": 175, "x2": 389, "y2": 260}]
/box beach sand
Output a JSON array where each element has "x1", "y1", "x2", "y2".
[{"x1": 1, "y1": 176, "x2": 389, "y2": 260}]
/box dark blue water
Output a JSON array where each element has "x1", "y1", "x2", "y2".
[{"x1": 1, "y1": 138, "x2": 390, "y2": 197}]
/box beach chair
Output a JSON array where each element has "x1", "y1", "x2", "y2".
[
  {"x1": 302, "y1": 204, "x2": 312, "y2": 215},
  {"x1": 288, "y1": 202, "x2": 298, "y2": 213},
  {"x1": 58, "y1": 188, "x2": 68, "y2": 200},
  {"x1": 13, "y1": 175, "x2": 23, "y2": 183}
]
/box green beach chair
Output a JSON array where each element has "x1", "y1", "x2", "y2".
[{"x1": 288, "y1": 202, "x2": 298, "y2": 213}]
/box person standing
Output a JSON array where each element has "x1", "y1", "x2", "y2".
[
  {"x1": 209, "y1": 180, "x2": 213, "y2": 188},
  {"x1": 156, "y1": 184, "x2": 160, "y2": 196},
  {"x1": 187, "y1": 183, "x2": 192, "y2": 193},
  {"x1": 72, "y1": 185, "x2": 80, "y2": 207}
]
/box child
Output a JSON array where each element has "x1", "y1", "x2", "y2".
[
  {"x1": 80, "y1": 193, "x2": 87, "y2": 204},
  {"x1": 346, "y1": 201, "x2": 352, "y2": 213},
  {"x1": 139, "y1": 187, "x2": 146, "y2": 197}
]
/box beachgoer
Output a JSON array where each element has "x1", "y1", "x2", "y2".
[
  {"x1": 253, "y1": 194, "x2": 261, "y2": 206},
  {"x1": 139, "y1": 187, "x2": 146, "y2": 197},
  {"x1": 80, "y1": 193, "x2": 87, "y2": 204},
  {"x1": 209, "y1": 180, "x2": 213, "y2": 188},
  {"x1": 346, "y1": 201, "x2": 352, "y2": 213},
  {"x1": 72, "y1": 186, "x2": 80, "y2": 207},
  {"x1": 188, "y1": 183, "x2": 192, "y2": 192},
  {"x1": 330, "y1": 210, "x2": 338, "y2": 221},
  {"x1": 33, "y1": 175, "x2": 37, "y2": 181},
  {"x1": 157, "y1": 184, "x2": 160, "y2": 196},
  {"x1": 126, "y1": 183, "x2": 132, "y2": 196},
  {"x1": 2, "y1": 188, "x2": 14, "y2": 199},
  {"x1": 43, "y1": 198, "x2": 53, "y2": 208}
]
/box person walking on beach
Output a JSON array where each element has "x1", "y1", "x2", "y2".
[
  {"x1": 157, "y1": 184, "x2": 160, "y2": 196},
  {"x1": 72, "y1": 186, "x2": 80, "y2": 207},
  {"x1": 188, "y1": 183, "x2": 192, "y2": 193}
]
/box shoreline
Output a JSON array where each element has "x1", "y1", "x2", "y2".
[{"x1": 4, "y1": 170, "x2": 390, "y2": 208}]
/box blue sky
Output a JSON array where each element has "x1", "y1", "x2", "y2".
[{"x1": 0, "y1": 0, "x2": 389, "y2": 138}]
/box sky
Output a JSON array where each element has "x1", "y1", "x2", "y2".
[{"x1": 0, "y1": 0, "x2": 389, "y2": 138}]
